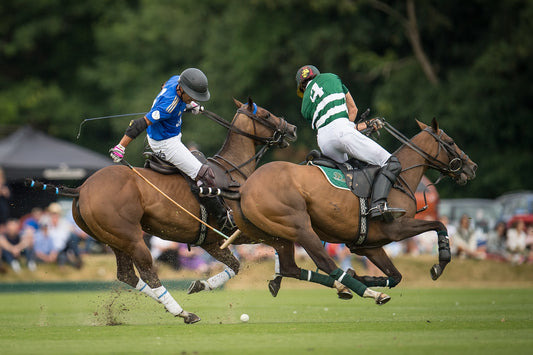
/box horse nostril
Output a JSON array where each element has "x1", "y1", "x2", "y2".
[{"x1": 473, "y1": 164, "x2": 478, "y2": 173}]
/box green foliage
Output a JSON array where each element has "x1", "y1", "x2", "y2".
[{"x1": 0, "y1": 0, "x2": 531, "y2": 197}]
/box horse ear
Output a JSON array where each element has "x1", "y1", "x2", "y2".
[
  {"x1": 247, "y1": 97, "x2": 254, "y2": 111},
  {"x1": 233, "y1": 98, "x2": 243, "y2": 108},
  {"x1": 416, "y1": 119, "x2": 428, "y2": 131},
  {"x1": 431, "y1": 117, "x2": 439, "y2": 132}
]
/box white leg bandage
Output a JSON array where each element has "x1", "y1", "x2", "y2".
[
  {"x1": 135, "y1": 279, "x2": 159, "y2": 301},
  {"x1": 205, "y1": 268, "x2": 236, "y2": 290},
  {"x1": 153, "y1": 286, "x2": 183, "y2": 316},
  {"x1": 363, "y1": 288, "x2": 380, "y2": 300},
  {"x1": 274, "y1": 252, "x2": 280, "y2": 275}
]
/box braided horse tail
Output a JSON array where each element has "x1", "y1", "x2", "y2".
[{"x1": 24, "y1": 178, "x2": 80, "y2": 198}]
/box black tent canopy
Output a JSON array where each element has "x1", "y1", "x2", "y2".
[{"x1": 0, "y1": 126, "x2": 111, "y2": 181}]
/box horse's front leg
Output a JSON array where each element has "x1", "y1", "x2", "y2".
[
  {"x1": 350, "y1": 246, "x2": 402, "y2": 288},
  {"x1": 187, "y1": 242, "x2": 240, "y2": 294},
  {"x1": 380, "y1": 217, "x2": 451, "y2": 280}
]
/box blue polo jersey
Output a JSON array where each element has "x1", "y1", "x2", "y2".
[{"x1": 146, "y1": 75, "x2": 187, "y2": 141}]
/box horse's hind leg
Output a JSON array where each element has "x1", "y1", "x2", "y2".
[
  {"x1": 113, "y1": 247, "x2": 159, "y2": 301},
  {"x1": 269, "y1": 250, "x2": 352, "y2": 300},
  {"x1": 295, "y1": 231, "x2": 390, "y2": 305},
  {"x1": 274, "y1": 236, "x2": 389, "y2": 305},
  {"x1": 127, "y1": 240, "x2": 200, "y2": 324},
  {"x1": 188, "y1": 243, "x2": 240, "y2": 294}
]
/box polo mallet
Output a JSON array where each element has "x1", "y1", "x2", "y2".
[
  {"x1": 76, "y1": 112, "x2": 146, "y2": 139},
  {"x1": 121, "y1": 159, "x2": 238, "y2": 240}
]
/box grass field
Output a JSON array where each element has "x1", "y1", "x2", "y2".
[{"x1": 1, "y1": 287, "x2": 532, "y2": 355}]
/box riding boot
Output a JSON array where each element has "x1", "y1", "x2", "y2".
[
  {"x1": 368, "y1": 156, "x2": 406, "y2": 222},
  {"x1": 199, "y1": 196, "x2": 236, "y2": 234}
]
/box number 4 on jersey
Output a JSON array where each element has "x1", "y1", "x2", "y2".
[{"x1": 309, "y1": 82, "x2": 324, "y2": 103}]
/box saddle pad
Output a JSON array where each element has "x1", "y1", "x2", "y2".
[{"x1": 309, "y1": 162, "x2": 350, "y2": 190}]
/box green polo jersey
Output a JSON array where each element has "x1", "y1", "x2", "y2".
[{"x1": 301, "y1": 73, "x2": 349, "y2": 130}]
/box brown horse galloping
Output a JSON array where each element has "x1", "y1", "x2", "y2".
[
  {"x1": 229, "y1": 118, "x2": 477, "y2": 304},
  {"x1": 27, "y1": 98, "x2": 297, "y2": 323}
]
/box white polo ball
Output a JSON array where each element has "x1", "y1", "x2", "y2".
[{"x1": 240, "y1": 313, "x2": 249, "y2": 322}]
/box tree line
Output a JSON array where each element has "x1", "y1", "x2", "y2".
[{"x1": 1, "y1": 0, "x2": 531, "y2": 198}]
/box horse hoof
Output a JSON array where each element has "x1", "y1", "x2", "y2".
[
  {"x1": 182, "y1": 312, "x2": 201, "y2": 324},
  {"x1": 187, "y1": 280, "x2": 205, "y2": 294},
  {"x1": 376, "y1": 293, "x2": 391, "y2": 305},
  {"x1": 268, "y1": 277, "x2": 282, "y2": 297},
  {"x1": 337, "y1": 290, "x2": 353, "y2": 300},
  {"x1": 430, "y1": 264, "x2": 442, "y2": 280}
]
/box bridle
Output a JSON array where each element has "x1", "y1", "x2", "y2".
[
  {"x1": 382, "y1": 120, "x2": 470, "y2": 207},
  {"x1": 199, "y1": 103, "x2": 294, "y2": 180},
  {"x1": 383, "y1": 121, "x2": 469, "y2": 181}
]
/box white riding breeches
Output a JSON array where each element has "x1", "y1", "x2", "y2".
[
  {"x1": 317, "y1": 118, "x2": 391, "y2": 167},
  {"x1": 147, "y1": 134, "x2": 203, "y2": 179}
]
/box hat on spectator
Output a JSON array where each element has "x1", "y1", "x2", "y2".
[{"x1": 48, "y1": 202, "x2": 62, "y2": 215}]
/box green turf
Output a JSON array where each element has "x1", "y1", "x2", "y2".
[{"x1": 0, "y1": 287, "x2": 531, "y2": 354}]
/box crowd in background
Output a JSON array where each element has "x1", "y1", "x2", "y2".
[{"x1": 1, "y1": 203, "x2": 532, "y2": 276}]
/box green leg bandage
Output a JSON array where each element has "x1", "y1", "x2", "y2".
[
  {"x1": 330, "y1": 268, "x2": 367, "y2": 297},
  {"x1": 299, "y1": 269, "x2": 335, "y2": 288}
]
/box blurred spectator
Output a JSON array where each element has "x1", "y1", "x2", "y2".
[
  {"x1": 21, "y1": 207, "x2": 44, "y2": 231},
  {"x1": 440, "y1": 215, "x2": 457, "y2": 238},
  {"x1": 0, "y1": 168, "x2": 11, "y2": 233},
  {"x1": 150, "y1": 236, "x2": 180, "y2": 270},
  {"x1": 506, "y1": 219, "x2": 528, "y2": 265},
  {"x1": 526, "y1": 225, "x2": 533, "y2": 264},
  {"x1": 326, "y1": 243, "x2": 353, "y2": 270},
  {"x1": 450, "y1": 214, "x2": 485, "y2": 259},
  {"x1": 485, "y1": 221, "x2": 508, "y2": 262},
  {"x1": 33, "y1": 222, "x2": 58, "y2": 264},
  {"x1": 235, "y1": 244, "x2": 273, "y2": 262},
  {"x1": 0, "y1": 218, "x2": 36, "y2": 272},
  {"x1": 178, "y1": 244, "x2": 214, "y2": 273},
  {"x1": 42, "y1": 202, "x2": 83, "y2": 269},
  {"x1": 63, "y1": 204, "x2": 99, "y2": 254}
]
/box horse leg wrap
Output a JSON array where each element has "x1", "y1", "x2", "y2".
[
  {"x1": 153, "y1": 286, "x2": 183, "y2": 316},
  {"x1": 135, "y1": 279, "x2": 159, "y2": 301},
  {"x1": 329, "y1": 268, "x2": 367, "y2": 297},
  {"x1": 437, "y1": 231, "x2": 451, "y2": 263},
  {"x1": 205, "y1": 268, "x2": 235, "y2": 290},
  {"x1": 361, "y1": 276, "x2": 397, "y2": 288},
  {"x1": 299, "y1": 269, "x2": 335, "y2": 288}
]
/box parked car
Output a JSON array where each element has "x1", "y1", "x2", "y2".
[
  {"x1": 496, "y1": 191, "x2": 533, "y2": 227},
  {"x1": 438, "y1": 198, "x2": 503, "y2": 233}
]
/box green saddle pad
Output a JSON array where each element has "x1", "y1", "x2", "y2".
[{"x1": 309, "y1": 162, "x2": 350, "y2": 190}]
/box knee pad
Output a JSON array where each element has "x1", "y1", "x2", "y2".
[{"x1": 381, "y1": 156, "x2": 401, "y2": 181}]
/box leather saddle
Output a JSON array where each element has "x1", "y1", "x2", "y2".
[
  {"x1": 143, "y1": 150, "x2": 239, "y2": 190},
  {"x1": 306, "y1": 150, "x2": 381, "y2": 198}
]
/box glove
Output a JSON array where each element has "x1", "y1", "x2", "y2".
[
  {"x1": 365, "y1": 118, "x2": 384, "y2": 132},
  {"x1": 186, "y1": 101, "x2": 203, "y2": 115},
  {"x1": 109, "y1": 144, "x2": 125, "y2": 163}
]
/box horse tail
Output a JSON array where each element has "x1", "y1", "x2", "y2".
[{"x1": 24, "y1": 178, "x2": 80, "y2": 198}]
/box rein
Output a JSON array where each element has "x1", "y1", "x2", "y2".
[
  {"x1": 383, "y1": 121, "x2": 466, "y2": 181},
  {"x1": 199, "y1": 106, "x2": 291, "y2": 180},
  {"x1": 381, "y1": 120, "x2": 469, "y2": 210}
]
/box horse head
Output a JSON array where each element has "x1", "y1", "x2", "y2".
[
  {"x1": 416, "y1": 118, "x2": 477, "y2": 185},
  {"x1": 232, "y1": 97, "x2": 297, "y2": 148}
]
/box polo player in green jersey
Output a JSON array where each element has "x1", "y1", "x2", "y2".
[{"x1": 296, "y1": 65, "x2": 405, "y2": 221}]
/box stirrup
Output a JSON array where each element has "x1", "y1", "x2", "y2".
[
  {"x1": 220, "y1": 211, "x2": 237, "y2": 233},
  {"x1": 368, "y1": 203, "x2": 406, "y2": 222}
]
